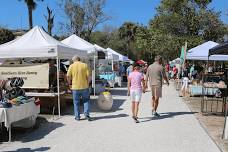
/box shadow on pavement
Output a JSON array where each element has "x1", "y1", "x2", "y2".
[
  {"x1": 139, "y1": 111, "x2": 197, "y2": 122},
  {"x1": 3, "y1": 147, "x2": 50, "y2": 152},
  {"x1": 110, "y1": 89, "x2": 128, "y2": 96},
  {"x1": 90, "y1": 99, "x2": 126, "y2": 113},
  {"x1": 92, "y1": 113, "x2": 129, "y2": 121},
  {"x1": 11, "y1": 117, "x2": 65, "y2": 143},
  {"x1": 63, "y1": 98, "x2": 126, "y2": 115}
]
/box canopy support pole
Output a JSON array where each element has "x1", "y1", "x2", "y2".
[
  {"x1": 93, "y1": 54, "x2": 96, "y2": 96},
  {"x1": 56, "y1": 57, "x2": 61, "y2": 118},
  {"x1": 112, "y1": 58, "x2": 114, "y2": 71}
]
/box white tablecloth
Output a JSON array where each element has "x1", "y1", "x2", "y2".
[{"x1": 0, "y1": 101, "x2": 40, "y2": 128}]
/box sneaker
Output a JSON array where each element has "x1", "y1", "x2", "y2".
[
  {"x1": 154, "y1": 112, "x2": 160, "y2": 117},
  {"x1": 132, "y1": 116, "x2": 140, "y2": 123},
  {"x1": 152, "y1": 110, "x2": 155, "y2": 116},
  {"x1": 85, "y1": 115, "x2": 92, "y2": 121},
  {"x1": 75, "y1": 117, "x2": 80, "y2": 121}
]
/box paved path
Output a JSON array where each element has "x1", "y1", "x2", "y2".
[{"x1": 0, "y1": 83, "x2": 222, "y2": 152}]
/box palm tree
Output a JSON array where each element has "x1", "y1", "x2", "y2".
[
  {"x1": 118, "y1": 22, "x2": 138, "y2": 56},
  {"x1": 19, "y1": 0, "x2": 43, "y2": 29},
  {"x1": 119, "y1": 22, "x2": 138, "y2": 46}
]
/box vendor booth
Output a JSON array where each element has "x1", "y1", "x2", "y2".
[
  {"x1": 183, "y1": 41, "x2": 228, "y2": 140},
  {"x1": 209, "y1": 42, "x2": 228, "y2": 139},
  {"x1": 93, "y1": 45, "x2": 121, "y2": 91},
  {"x1": 185, "y1": 41, "x2": 228, "y2": 97},
  {"x1": 62, "y1": 36, "x2": 108, "y2": 94},
  {"x1": 105, "y1": 48, "x2": 122, "y2": 87},
  {"x1": 0, "y1": 26, "x2": 87, "y2": 118}
]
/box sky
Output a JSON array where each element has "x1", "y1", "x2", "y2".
[{"x1": 0, "y1": 0, "x2": 228, "y2": 35}]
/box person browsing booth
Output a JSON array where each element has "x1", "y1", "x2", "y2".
[{"x1": 67, "y1": 55, "x2": 92, "y2": 121}]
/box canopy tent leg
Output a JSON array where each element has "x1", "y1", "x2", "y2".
[
  {"x1": 56, "y1": 57, "x2": 61, "y2": 118},
  {"x1": 223, "y1": 98, "x2": 228, "y2": 139},
  {"x1": 93, "y1": 54, "x2": 96, "y2": 96},
  {"x1": 112, "y1": 59, "x2": 114, "y2": 71}
]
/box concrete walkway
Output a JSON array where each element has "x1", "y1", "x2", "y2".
[{"x1": 0, "y1": 83, "x2": 222, "y2": 152}]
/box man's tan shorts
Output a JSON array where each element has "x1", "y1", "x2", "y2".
[{"x1": 151, "y1": 85, "x2": 162, "y2": 98}]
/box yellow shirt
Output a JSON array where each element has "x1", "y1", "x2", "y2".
[{"x1": 67, "y1": 61, "x2": 90, "y2": 90}]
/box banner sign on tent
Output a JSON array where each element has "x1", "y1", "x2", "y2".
[{"x1": 0, "y1": 64, "x2": 49, "y2": 89}]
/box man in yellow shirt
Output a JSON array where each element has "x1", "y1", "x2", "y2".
[{"x1": 67, "y1": 55, "x2": 91, "y2": 121}]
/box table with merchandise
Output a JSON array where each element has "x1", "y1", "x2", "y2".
[{"x1": 0, "y1": 100, "x2": 40, "y2": 142}]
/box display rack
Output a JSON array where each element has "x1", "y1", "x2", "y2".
[{"x1": 200, "y1": 73, "x2": 227, "y2": 114}]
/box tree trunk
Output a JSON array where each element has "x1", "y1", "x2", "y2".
[
  {"x1": 48, "y1": 25, "x2": 51, "y2": 36},
  {"x1": 28, "y1": 7, "x2": 33, "y2": 29}
]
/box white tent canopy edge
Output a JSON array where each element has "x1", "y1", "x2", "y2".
[
  {"x1": 186, "y1": 41, "x2": 228, "y2": 61},
  {"x1": 0, "y1": 26, "x2": 87, "y2": 59}
]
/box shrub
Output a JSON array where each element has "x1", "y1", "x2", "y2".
[{"x1": 0, "y1": 28, "x2": 15, "y2": 44}]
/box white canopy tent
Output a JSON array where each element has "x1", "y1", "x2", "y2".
[
  {"x1": 94, "y1": 44, "x2": 106, "y2": 52},
  {"x1": 186, "y1": 41, "x2": 228, "y2": 61},
  {"x1": 106, "y1": 48, "x2": 129, "y2": 62},
  {"x1": 106, "y1": 48, "x2": 119, "y2": 61},
  {"x1": 0, "y1": 26, "x2": 87, "y2": 59},
  {"x1": 94, "y1": 45, "x2": 120, "y2": 65},
  {"x1": 61, "y1": 34, "x2": 95, "y2": 54},
  {"x1": 62, "y1": 37, "x2": 111, "y2": 95},
  {"x1": 0, "y1": 26, "x2": 87, "y2": 117},
  {"x1": 94, "y1": 44, "x2": 119, "y2": 61}
]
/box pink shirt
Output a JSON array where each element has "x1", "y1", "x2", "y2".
[{"x1": 129, "y1": 71, "x2": 144, "y2": 91}]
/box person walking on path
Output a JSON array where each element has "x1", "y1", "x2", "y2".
[
  {"x1": 145, "y1": 55, "x2": 169, "y2": 117},
  {"x1": 180, "y1": 63, "x2": 190, "y2": 97},
  {"x1": 67, "y1": 55, "x2": 92, "y2": 121},
  {"x1": 172, "y1": 65, "x2": 178, "y2": 79},
  {"x1": 127, "y1": 63, "x2": 145, "y2": 123}
]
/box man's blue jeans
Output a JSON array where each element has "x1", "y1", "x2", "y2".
[{"x1": 72, "y1": 88, "x2": 90, "y2": 118}]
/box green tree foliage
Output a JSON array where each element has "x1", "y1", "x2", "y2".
[
  {"x1": 134, "y1": 0, "x2": 227, "y2": 61},
  {"x1": 90, "y1": 26, "x2": 128, "y2": 58},
  {"x1": 0, "y1": 28, "x2": 15, "y2": 44},
  {"x1": 57, "y1": 0, "x2": 227, "y2": 62},
  {"x1": 19, "y1": 0, "x2": 44, "y2": 29},
  {"x1": 118, "y1": 22, "x2": 139, "y2": 59}
]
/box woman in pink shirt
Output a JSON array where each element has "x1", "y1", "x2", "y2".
[{"x1": 127, "y1": 64, "x2": 145, "y2": 123}]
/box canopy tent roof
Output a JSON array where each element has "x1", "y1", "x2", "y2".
[
  {"x1": 105, "y1": 48, "x2": 119, "y2": 60},
  {"x1": 186, "y1": 41, "x2": 228, "y2": 61},
  {"x1": 209, "y1": 42, "x2": 228, "y2": 56},
  {"x1": 106, "y1": 48, "x2": 129, "y2": 62},
  {"x1": 61, "y1": 34, "x2": 95, "y2": 53},
  {"x1": 0, "y1": 26, "x2": 87, "y2": 59},
  {"x1": 94, "y1": 44, "x2": 106, "y2": 52}
]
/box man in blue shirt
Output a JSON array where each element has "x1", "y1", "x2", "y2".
[{"x1": 126, "y1": 64, "x2": 133, "y2": 77}]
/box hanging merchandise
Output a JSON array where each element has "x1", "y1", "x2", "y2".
[
  {"x1": 0, "y1": 77, "x2": 26, "y2": 106},
  {"x1": 9, "y1": 77, "x2": 24, "y2": 88},
  {"x1": 4, "y1": 87, "x2": 25, "y2": 100},
  {"x1": 5, "y1": 88, "x2": 18, "y2": 100}
]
